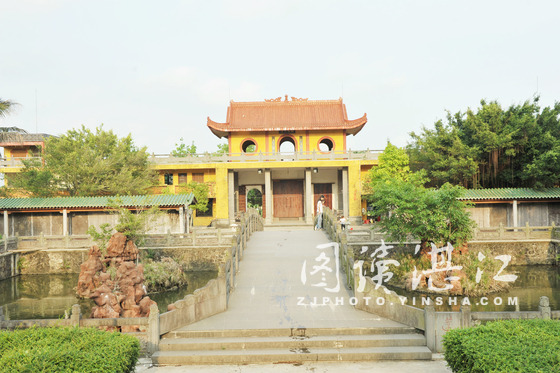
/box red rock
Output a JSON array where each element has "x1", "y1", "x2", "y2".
[
  {"x1": 77, "y1": 232, "x2": 158, "y2": 329},
  {"x1": 105, "y1": 233, "x2": 127, "y2": 258}
]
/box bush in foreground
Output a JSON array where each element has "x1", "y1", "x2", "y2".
[
  {"x1": 0, "y1": 326, "x2": 140, "y2": 373},
  {"x1": 443, "y1": 319, "x2": 560, "y2": 373}
]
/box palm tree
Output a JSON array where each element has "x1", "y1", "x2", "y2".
[
  {"x1": 0, "y1": 99, "x2": 27, "y2": 143},
  {"x1": 0, "y1": 99, "x2": 17, "y2": 118}
]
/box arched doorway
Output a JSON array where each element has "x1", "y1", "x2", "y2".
[
  {"x1": 247, "y1": 188, "x2": 263, "y2": 213},
  {"x1": 278, "y1": 135, "x2": 296, "y2": 153}
]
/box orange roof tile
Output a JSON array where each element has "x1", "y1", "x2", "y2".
[{"x1": 207, "y1": 97, "x2": 367, "y2": 138}]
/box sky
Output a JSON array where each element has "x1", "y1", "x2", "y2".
[{"x1": 1, "y1": 0, "x2": 559, "y2": 154}]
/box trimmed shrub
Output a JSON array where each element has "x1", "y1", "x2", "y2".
[
  {"x1": 443, "y1": 319, "x2": 560, "y2": 373},
  {"x1": 0, "y1": 326, "x2": 140, "y2": 373}
]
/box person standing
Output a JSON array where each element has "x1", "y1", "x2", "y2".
[{"x1": 315, "y1": 195, "x2": 325, "y2": 230}]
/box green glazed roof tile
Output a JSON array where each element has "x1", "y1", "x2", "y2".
[
  {"x1": 459, "y1": 188, "x2": 560, "y2": 200},
  {"x1": 0, "y1": 194, "x2": 194, "y2": 210}
]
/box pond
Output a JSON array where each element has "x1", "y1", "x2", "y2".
[
  {"x1": 387, "y1": 265, "x2": 560, "y2": 312},
  {"x1": 0, "y1": 271, "x2": 218, "y2": 320}
]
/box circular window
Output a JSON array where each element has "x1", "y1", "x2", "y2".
[
  {"x1": 318, "y1": 137, "x2": 335, "y2": 152},
  {"x1": 241, "y1": 139, "x2": 257, "y2": 153}
]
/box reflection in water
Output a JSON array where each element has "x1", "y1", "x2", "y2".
[
  {"x1": 387, "y1": 265, "x2": 560, "y2": 312},
  {"x1": 0, "y1": 271, "x2": 218, "y2": 320}
]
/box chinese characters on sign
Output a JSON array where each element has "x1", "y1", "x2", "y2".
[
  {"x1": 300, "y1": 242, "x2": 341, "y2": 293},
  {"x1": 354, "y1": 241, "x2": 518, "y2": 293}
]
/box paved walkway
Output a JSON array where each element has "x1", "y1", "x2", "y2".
[{"x1": 179, "y1": 230, "x2": 406, "y2": 331}]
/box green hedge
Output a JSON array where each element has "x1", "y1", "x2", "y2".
[
  {"x1": 0, "y1": 327, "x2": 140, "y2": 373},
  {"x1": 443, "y1": 319, "x2": 560, "y2": 373}
]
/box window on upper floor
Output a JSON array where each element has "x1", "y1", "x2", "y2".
[
  {"x1": 164, "y1": 173, "x2": 174, "y2": 185},
  {"x1": 192, "y1": 173, "x2": 204, "y2": 183},
  {"x1": 318, "y1": 137, "x2": 335, "y2": 152},
  {"x1": 241, "y1": 139, "x2": 257, "y2": 153}
]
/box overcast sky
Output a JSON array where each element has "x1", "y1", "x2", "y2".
[{"x1": 1, "y1": 0, "x2": 559, "y2": 154}]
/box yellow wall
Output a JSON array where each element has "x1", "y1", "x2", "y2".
[
  {"x1": 193, "y1": 198, "x2": 216, "y2": 226},
  {"x1": 229, "y1": 130, "x2": 347, "y2": 154},
  {"x1": 307, "y1": 130, "x2": 346, "y2": 152}
]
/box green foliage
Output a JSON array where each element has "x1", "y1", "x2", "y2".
[
  {"x1": 388, "y1": 249, "x2": 509, "y2": 296},
  {"x1": 183, "y1": 181, "x2": 209, "y2": 213},
  {"x1": 0, "y1": 326, "x2": 140, "y2": 373},
  {"x1": 86, "y1": 223, "x2": 113, "y2": 252},
  {"x1": 366, "y1": 143, "x2": 475, "y2": 247},
  {"x1": 171, "y1": 137, "x2": 197, "y2": 157},
  {"x1": 213, "y1": 142, "x2": 229, "y2": 155},
  {"x1": 443, "y1": 319, "x2": 560, "y2": 373},
  {"x1": 143, "y1": 257, "x2": 189, "y2": 293},
  {"x1": 86, "y1": 198, "x2": 163, "y2": 247},
  {"x1": 11, "y1": 125, "x2": 156, "y2": 197},
  {"x1": 0, "y1": 99, "x2": 17, "y2": 118},
  {"x1": 11, "y1": 158, "x2": 56, "y2": 197},
  {"x1": 408, "y1": 97, "x2": 560, "y2": 188}
]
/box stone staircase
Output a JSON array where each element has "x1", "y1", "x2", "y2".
[{"x1": 152, "y1": 326, "x2": 432, "y2": 365}]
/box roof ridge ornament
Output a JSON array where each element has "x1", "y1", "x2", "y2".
[{"x1": 264, "y1": 95, "x2": 309, "y2": 102}]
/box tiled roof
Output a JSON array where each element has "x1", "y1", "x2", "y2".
[
  {"x1": 207, "y1": 97, "x2": 367, "y2": 138},
  {"x1": 0, "y1": 194, "x2": 195, "y2": 210},
  {"x1": 459, "y1": 188, "x2": 560, "y2": 200}
]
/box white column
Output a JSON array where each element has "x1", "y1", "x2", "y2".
[
  {"x1": 513, "y1": 200, "x2": 518, "y2": 227},
  {"x1": 228, "y1": 170, "x2": 235, "y2": 224},
  {"x1": 265, "y1": 169, "x2": 272, "y2": 225},
  {"x1": 342, "y1": 167, "x2": 349, "y2": 219},
  {"x1": 305, "y1": 168, "x2": 313, "y2": 224},
  {"x1": 3, "y1": 210, "x2": 8, "y2": 238},
  {"x1": 63, "y1": 209, "x2": 68, "y2": 236},
  {"x1": 179, "y1": 206, "x2": 185, "y2": 234}
]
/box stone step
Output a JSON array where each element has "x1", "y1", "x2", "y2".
[
  {"x1": 263, "y1": 225, "x2": 314, "y2": 231},
  {"x1": 163, "y1": 326, "x2": 420, "y2": 339},
  {"x1": 152, "y1": 346, "x2": 433, "y2": 365},
  {"x1": 159, "y1": 333, "x2": 427, "y2": 351}
]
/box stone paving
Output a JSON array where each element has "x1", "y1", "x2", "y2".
[{"x1": 178, "y1": 229, "x2": 407, "y2": 331}]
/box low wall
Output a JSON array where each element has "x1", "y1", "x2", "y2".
[
  {"x1": 159, "y1": 276, "x2": 227, "y2": 335},
  {"x1": 0, "y1": 252, "x2": 16, "y2": 281},
  {"x1": 17, "y1": 249, "x2": 88, "y2": 275},
  {"x1": 354, "y1": 270, "x2": 425, "y2": 331},
  {"x1": 468, "y1": 240, "x2": 559, "y2": 265},
  {"x1": 148, "y1": 246, "x2": 231, "y2": 271}
]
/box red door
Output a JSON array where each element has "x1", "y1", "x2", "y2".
[{"x1": 273, "y1": 180, "x2": 303, "y2": 218}]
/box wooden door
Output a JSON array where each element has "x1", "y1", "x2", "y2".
[
  {"x1": 273, "y1": 180, "x2": 303, "y2": 218},
  {"x1": 314, "y1": 183, "x2": 333, "y2": 212}
]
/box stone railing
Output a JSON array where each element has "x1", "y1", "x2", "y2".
[
  {"x1": 157, "y1": 209, "x2": 264, "y2": 342},
  {"x1": 320, "y1": 206, "x2": 560, "y2": 353},
  {"x1": 0, "y1": 303, "x2": 160, "y2": 354},
  {"x1": 0, "y1": 210, "x2": 265, "y2": 355},
  {"x1": 343, "y1": 223, "x2": 560, "y2": 244},
  {"x1": 472, "y1": 223, "x2": 560, "y2": 241},
  {"x1": 149, "y1": 182, "x2": 216, "y2": 197},
  {"x1": 0, "y1": 156, "x2": 43, "y2": 168},
  {"x1": 149, "y1": 149, "x2": 382, "y2": 165}
]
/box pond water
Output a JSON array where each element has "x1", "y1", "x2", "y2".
[
  {"x1": 0, "y1": 271, "x2": 218, "y2": 320},
  {"x1": 387, "y1": 265, "x2": 560, "y2": 312}
]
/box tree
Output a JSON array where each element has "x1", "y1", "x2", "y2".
[
  {"x1": 12, "y1": 125, "x2": 156, "y2": 196},
  {"x1": 0, "y1": 99, "x2": 17, "y2": 118},
  {"x1": 214, "y1": 143, "x2": 229, "y2": 155},
  {"x1": 171, "y1": 138, "x2": 197, "y2": 157},
  {"x1": 407, "y1": 97, "x2": 560, "y2": 188},
  {"x1": 366, "y1": 143, "x2": 475, "y2": 248}
]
